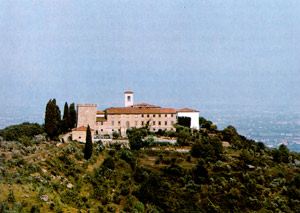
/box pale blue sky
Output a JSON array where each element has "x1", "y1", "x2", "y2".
[{"x1": 1, "y1": 0, "x2": 300, "y2": 112}]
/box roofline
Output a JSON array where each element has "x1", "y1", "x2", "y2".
[
  {"x1": 106, "y1": 112, "x2": 177, "y2": 115},
  {"x1": 177, "y1": 110, "x2": 199, "y2": 112}
]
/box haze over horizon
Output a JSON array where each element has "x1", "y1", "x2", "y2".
[{"x1": 1, "y1": 1, "x2": 300, "y2": 114}]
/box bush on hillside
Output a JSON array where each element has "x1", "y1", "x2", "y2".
[{"x1": 0, "y1": 122, "x2": 44, "y2": 141}]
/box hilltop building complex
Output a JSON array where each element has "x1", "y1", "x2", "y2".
[{"x1": 72, "y1": 91, "x2": 199, "y2": 142}]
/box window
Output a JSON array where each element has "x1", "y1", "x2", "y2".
[
  {"x1": 112, "y1": 129, "x2": 114, "y2": 132},
  {"x1": 142, "y1": 121, "x2": 144, "y2": 125},
  {"x1": 101, "y1": 122, "x2": 103, "y2": 125},
  {"x1": 127, "y1": 96, "x2": 131, "y2": 101},
  {"x1": 171, "y1": 114, "x2": 173, "y2": 117},
  {"x1": 171, "y1": 121, "x2": 174, "y2": 125},
  {"x1": 119, "y1": 129, "x2": 121, "y2": 132},
  {"x1": 159, "y1": 114, "x2": 161, "y2": 117},
  {"x1": 112, "y1": 121, "x2": 114, "y2": 126},
  {"x1": 142, "y1": 114, "x2": 144, "y2": 117},
  {"x1": 147, "y1": 114, "x2": 150, "y2": 118},
  {"x1": 153, "y1": 121, "x2": 156, "y2": 125},
  {"x1": 165, "y1": 114, "x2": 167, "y2": 117},
  {"x1": 79, "y1": 136, "x2": 81, "y2": 139},
  {"x1": 118, "y1": 121, "x2": 121, "y2": 125},
  {"x1": 101, "y1": 129, "x2": 103, "y2": 132},
  {"x1": 135, "y1": 121, "x2": 138, "y2": 126},
  {"x1": 158, "y1": 121, "x2": 161, "y2": 125},
  {"x1": 165, "y1": 121, "x2": 167, "y2": 125},
  {"x1": 153, "y1": 128, "x2": 156, "y2": 131},
  {"x1": 153, "y1": 114, "x2": 156, "y2": 117}
]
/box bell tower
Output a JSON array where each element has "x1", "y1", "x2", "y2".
[{"x1": 124, "y1": 91, "x2": 134, "y2": 107}]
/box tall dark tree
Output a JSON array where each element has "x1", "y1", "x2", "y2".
[
  {"x1": 61, "y1": 102, "x2": 69, "y2": 133},
  {"x1": 53, "y1": 99, "x2": 61, "y2": 134},
  {"x1": 45, "y1": 99, "x2": 56, "y2": 140},
  {"x1": 69, "y1": 103, "x2": 77, "y2": 129},
  {"x1": 45, "y1": 99, "x2": 61, "y2": 140},
  {"x1": 84, "y1": 125, "x2": 93, "y2": 160}
]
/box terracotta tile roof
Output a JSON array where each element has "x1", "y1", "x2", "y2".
[
  {"x1": 97, "y1": 110, "x2": 105, "y2": 114},
  {"x1": 72, "y1": 126, "x2": 94, "y2": 131},
  {"x1": 124, "y1": 91, "x2": 134, "y2": 94},
  {"x1": 96, "y1": 117, "x2": 107, "y2": 122},
  {"x1": 106, "y1": 107, "x2": 176, "y2": 114},
  {"x1": 176, "y1": 108, "x2": 199, "y2": 112},
  {"x1": 130, "y1": 103, "x2": 161, "y2": 108}
]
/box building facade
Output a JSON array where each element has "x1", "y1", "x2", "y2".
[
  {"x1": 73, "y1": 91, "x2": 199, "y2": 139},
  {"x1": 71, "y1": 126, "x2": 95, "y2": 142}
]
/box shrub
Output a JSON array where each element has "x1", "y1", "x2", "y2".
[
  {"x1": 113, "y1": 191, "x2": 121, "y2": 204},
  {"x1": 127, "y1": 127, "x2": 149, "y2": 150},
  {"x1": 134, "y1": 201, "x2": 145, "y2": 212},
  {"x1": 112, "y1": 131, "x2": 120, "y2": 139},
  {"x1": 75, "y1": 151, "x2": 84, "y2": 160},
  {"x1": 120, "y1": 149, "x2": 136, "y2": 169},
  {"x1": 101, "y1": 157, "x2": 115, "y2": 170},
  {"x1": 7, "y1": 189, "x2": 15, "y2": 203},
  {"x1": 98, "y1": 205, "x2": 106, "y2": 213},
  {"x1": 107, "y1": 205, "x2": 117, "y2": 212},
  {"x1": 176, "y1": 129, "x2": 190, "y2": 146},
  {"x1": 0, "y1": 122, "x2": 44, "y2": 141},
  {"x1": 120, "y1": 181, "x2": 130, "y2": 196},
  {"x1": 30, "y1": 205, "x2": 40, "y2": 213},
  {"x1": 190, "y1": 142, "x2": 202, "y2": 158}
]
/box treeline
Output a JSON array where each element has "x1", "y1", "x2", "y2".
[
  {"x1": 44, "y1": 99, "x2": 76, "y2": 140},
  {"x1": 0, "y1": 99, "x2": 76, "y2": 142},
  {"x1": 0, "y1": 122, "x2": 44, "y2": 141},
  {"x1": 2, "y1": 114, "x2": 300, "y2": 212}
]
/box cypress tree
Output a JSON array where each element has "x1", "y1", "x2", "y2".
[
  {"x1": 44, "y1": 99, "x2": 61, "y2": 140},
  {"x1": 45, "y1": 99, "x2": 56, "y2": 140},
  {"x1": 84, "y1": 125, "x2": 93, "y2": 160},
  {"x1": 61, "y1": 102, "x2": 69, "y2": 133},
  {"x1": 69, "y1": 103, "x2": 77, "y2": 129},
  {"x1": 53, "y1": 99, "x2": 62, "y2": 137}
]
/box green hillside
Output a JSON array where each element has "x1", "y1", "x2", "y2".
[{"x1": 0, "y1": 123, "x2": 300, "y2": 212}]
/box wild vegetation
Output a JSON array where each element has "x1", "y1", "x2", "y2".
[
  {"x1": 45, "y1": 99, "x2": 76, "y2": 140},
  {"x1": 1, "y1": 111, "x2": 300, "y2": 212}
]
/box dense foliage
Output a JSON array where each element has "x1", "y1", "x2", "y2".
[
  {"x1": 178, "y1": 116, "x2": 191, "y2": 128},
  {"x1": 84, "y1": 125, "x2": 93, "y2": 160},
  {"x1": 61, "y1": 102, "x2": 77, "y2": 133},
  {"x1": 44, "y1": 99, "x2": 61, "y2": 140},
  {"x1": 61, "y1": 102, "x2": 69, "y2": 133},
  {"x1": 1, "y1": 116, "x2": 300, "y2": 212},
  {"x1": 127, "y1": 126, "x2": 149, "y2": 150},
  {"x1": 0, "y1": 122, "x2": 44, "y2": 141},
  {"x1": 68, "y1": 103, "x2": 77, "y2": 129},
  {"x1": 44, "y1": 99, "x2": 76, "y2": 140}
]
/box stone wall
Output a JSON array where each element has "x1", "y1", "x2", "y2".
[{"x1": 77, "y1": 104, "x2": 97, "y2": 130}]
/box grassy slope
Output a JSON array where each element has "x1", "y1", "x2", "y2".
[{"x1": 0, "y1": 137, "x2": 300, "y2": 212}]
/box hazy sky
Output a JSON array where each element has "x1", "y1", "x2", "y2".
[{"x1": 1, "y1": 0, "x2": 300, "y2": 112}]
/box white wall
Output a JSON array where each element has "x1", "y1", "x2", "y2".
[
  {"x1": 177, "y1": 111, "x2": 199, "y2": 130},
  {"x1": 124, "y1": 93, "x2": 134, "y2": 107}
]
